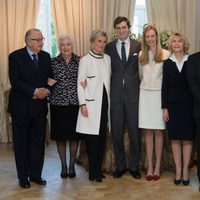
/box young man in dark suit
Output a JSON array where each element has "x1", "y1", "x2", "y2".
[
  {"x1": 187, "y1": 52, "x2": 200, "y2": 191},
  {"x1": 8, "y1": 28, "x2": 53, "y2": 188},
  {"x1": 105, "y1": 16, "x2": 141, "y2": 179}
]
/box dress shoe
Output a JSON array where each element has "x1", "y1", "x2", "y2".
[
  {"x1": 145, "y1": 175, "x2": 153, "y2": 181},
  {"x1": 101, "y1": 174, "x2": 106, "y2": 178},
  {"x1": 174, "y1": 178, "x2": 181, "y2": 185},
  {"x1": 68, "y1": 171, "x2": 76, "y2": 178},
  {"x1": 19, "y1": 180, "x2": 30, "y2": 189},
  {"x1": 30, "y1": 177, "x2": 47, "y2": 185},
  {"x1": 113, "y1": 169, "x2": 126, "y2": 178},
  {"x1": 182, "y1": 179, "x2": 190, "y2": 186},
  {"x1": 130, "y1": 170, "x2": 141, "y2": 179},
  {"x1": 89, "y1": 177, "x2": 102, "y2": 182},
  {"x1": 153, "y1": 175, "x2": 160, "y2": 181},
  {"x1": 60, "y1": 172, "x2": 68, "y2": 179}
]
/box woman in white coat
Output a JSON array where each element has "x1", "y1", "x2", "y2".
[{"x1": 76, "y1": 30, "x2": 111, "y2": 182}]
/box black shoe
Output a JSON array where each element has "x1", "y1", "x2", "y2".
[
  {"x1": 19, "y1": 180, "x2": 30, "y2": 189},
  {"x1": 182, "y1": 179, "x2": 190, "y2": 186},
  {"x1": 101, "y1": 174, "x2": 106, "y2": 178},
  {"x1": 60, "y1": 172, "x2": 68, "y2": 179},
  {"x1": 30, "y1": 177, "x2": 47, "y2": 185},
  {"x1": 68, "y1": 171, "x2": 76, "y2": 178},
  {"x1": 89, "y1": 177, "x2": 102, "y2": 182},
  {"x1": 130, "y1": 170, "x2": 141, "y2": 179},
  {"x1": 174, "y1": 179, "x2": 181, "y2": 185},
  {"x1": 113, "y1": 169, "x2": 127, "y2": 178}
]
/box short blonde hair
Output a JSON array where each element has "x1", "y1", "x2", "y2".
[
  {"x1": 90, "y1": 29, "x2": 107, "y2": 44},
  {"x1": 57, "y1": 33, "x2": 74, "y2": 47},
  {"x1": 168, "y1": 32, "x2": 190, "y2": 54}
]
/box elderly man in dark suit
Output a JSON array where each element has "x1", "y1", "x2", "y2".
[
  {"x1": 187, "y1": 52, "x2": 200, "y2": 191},
  {"x1": 105, "y1": 16, "x2": 141, "y2": 179},
  {"x1": 8, "y1": 28, "x2": 53, "y2": 188}
]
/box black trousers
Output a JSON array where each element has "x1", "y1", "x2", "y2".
[
  {"x1": 85, "y1": 86, "x2": 108, "y2": 179},
  {"x1": 11, "y1": 114, "x2": 46, "y2": 181},
  {"x1": 195, "y1": 119, "x2": 200, "y2": 183}
]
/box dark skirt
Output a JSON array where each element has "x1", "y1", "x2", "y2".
[
  {"x1": 166, "y1": 103, "x2": 195, "y2": 140},
  {"x1": 50, "y1": 104, "x2": 83, "y2": 141}
]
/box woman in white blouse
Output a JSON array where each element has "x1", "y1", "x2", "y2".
[
  {"x1": 76, "y1": 30, "x2": 111, "y2": 182},
  {"x1": 138, "y1": 25, "x2": 170, "y2": 181}
]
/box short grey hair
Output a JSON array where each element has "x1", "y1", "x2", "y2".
[
  {"x1": 57, "y1": 33, "x2": 74, "y2": 46},
  {"x1": 90, "y1": 29, "x2": 107, "y2": 44},
  {"x1": 24, "y1": 28, "x2": 41, "y2": 43}
]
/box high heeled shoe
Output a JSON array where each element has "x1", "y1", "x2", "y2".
[
  {"x1": 174, "y1": 178, "x2": 181, "y2": 185},
  {"x1": 182, "y1": 179, "x2": 190, "y2": 186},
  {"x1": 100, "y1": 174, "x2": 106, "y2": 178},
  {"x1": 89, "y1": 177, "x2": 102, "y2": 182},
  {"x1": 68, "y1": 171, "x2": 76, "y2": 178},
  {"x1": 153, "y1": 175, "x2": 160, "y2": 181},
  {"x1": 145, "y1": 175, "x2": 153, "y2": 181},
  {"x1": 60, "y1": 172, "x2": 68, "y2": 178}
]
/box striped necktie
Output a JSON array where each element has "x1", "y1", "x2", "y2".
[{"x1": 32, "y1": 54, "x2": 39, "y2": 68}]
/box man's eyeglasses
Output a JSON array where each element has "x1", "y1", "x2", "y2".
[{"x1": 30, "y1": 38, "x2": 45, "y2": 42}]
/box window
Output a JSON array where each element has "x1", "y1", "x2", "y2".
[
  {"x1": 132, "y1": 0, "x2": 148, "y2": 35},
  {"x1": 36, "y1": 0, "x2": 147, "y2": 55},
  {"x1": 36, "y1": 0, "x2": 58, "y2": 57}
]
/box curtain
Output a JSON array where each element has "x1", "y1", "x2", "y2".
[
  {"x1": 196, "y1": 0, "x2": 200, "y2": 51},
  {"x1": 0, "y1": 0, "x2": 41, "y2": 142},
  {"x1": 51, "y1": 0, "x2": 136, "y2": 55},
  {"x1": 145, "y1": 0, "x2": 197, "y2": 53}
]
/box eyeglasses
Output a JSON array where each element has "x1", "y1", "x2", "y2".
[{"x1": 30, "y1": 38, "x2": 45, "y2": 42}]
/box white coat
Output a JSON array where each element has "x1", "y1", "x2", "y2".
[{"x1": 76, "y1": 50, "x2": 111, "y2": 135}]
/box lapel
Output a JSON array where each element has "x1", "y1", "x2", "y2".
[
  {"x1": 171, "y1": 59, "x2": 186, "y2": 75},
  {"x1": 112, "y1": 40, "x2": 121, "y2": 62},
  {"x1": 127, "y1": 39, "x2": 138, "y2": 64},
  {"x1": 128, "y1": 39, "x2": 134, "y2": 60}
]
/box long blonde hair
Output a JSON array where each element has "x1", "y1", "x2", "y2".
[{"x1": 139, "y1": 25, "x2": 163, "y2": 66}]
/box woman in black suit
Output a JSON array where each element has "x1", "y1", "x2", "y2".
[{"x1": 162, "y1": 32, "x2": 195, "y2": 185}]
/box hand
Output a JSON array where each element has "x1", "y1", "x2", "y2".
[
  {"x1": 80, "y1": 80, "x2": 87, "y2": 89},
  {"x1": 163, "y1": 108, "x2": 169, "y2": 122},
  {"x1": 47, "y1": 78, "x2": 57, "y2": 86},
  {"x1": 80, "y1": 105, "x2": 88, "y2": 117},
  {"x1": 34, "y1": 87, "x2": 49, "y2": 99}
]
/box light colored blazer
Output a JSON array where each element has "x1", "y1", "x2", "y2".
[
  {"x1": 139, "y1": 49, "x2": 170, "y2": 90},
  {"x1": 76, "y1": 51, "x2": 111, "y2": 135}
]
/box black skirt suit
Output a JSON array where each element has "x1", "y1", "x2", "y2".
[{"x1": 161, "y1": 57, "x2": 195, "y2": 140}]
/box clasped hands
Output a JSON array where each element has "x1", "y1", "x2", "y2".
[{"x1": 32, "y1": 87, "x2": 49, "y2": 99}]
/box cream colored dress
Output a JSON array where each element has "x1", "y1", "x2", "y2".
[{"x1": 138, "y1": 49, "x2": 170, "y2": 129}]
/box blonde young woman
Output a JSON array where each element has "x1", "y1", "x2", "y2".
[
  {"x1": 138, "y1": 25, "x2": 170, "y2": 181},
  {"x1": 162, "y1": 33, "x2": 195, "y2": 185}
]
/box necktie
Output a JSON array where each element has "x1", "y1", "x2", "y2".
[
  {"x1": 32, "y1": 54, "x2": 39, "y2": 68},
  {"x1": 121, "y1": 42, "x2": 126, "y2": 65}
]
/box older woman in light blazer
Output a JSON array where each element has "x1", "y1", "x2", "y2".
[{"x1": 76, "y1": 29, "x2": 111, "y2": 182}]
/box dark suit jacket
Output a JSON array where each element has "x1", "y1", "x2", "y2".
[
  {"x1": 186, "y1": 52, "x2": 200, "y2": 118},
  {"x1": 105, "y1": 38, "x2": 141, "y2": 104},
  {"x1": 162, "y1": 58, "x2": 193, "y2": 109},
  {"x1": 8, "y1": 47, "x2": 52, "y2": 117}
]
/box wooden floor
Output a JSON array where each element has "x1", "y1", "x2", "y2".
[{"x1": 0, "y1": 141, "x2": 200, "y2": 200}]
